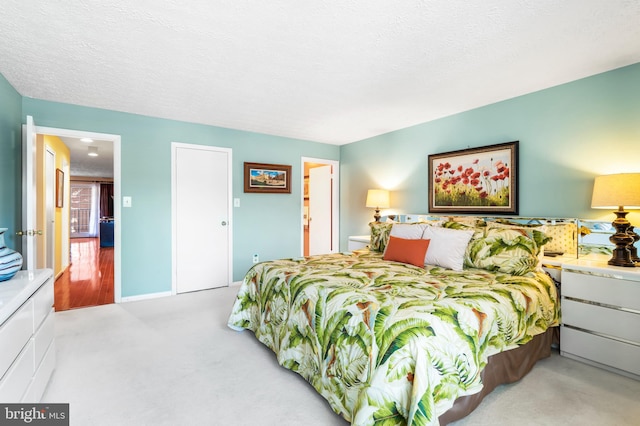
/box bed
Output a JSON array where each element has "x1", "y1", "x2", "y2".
[{"x1": 228, "y1": 219, "x2": 561, "y2": 425}]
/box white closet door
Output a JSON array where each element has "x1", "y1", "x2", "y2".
[{"x1": 173, "y1": 144, "x2": 231, "y2": 293}]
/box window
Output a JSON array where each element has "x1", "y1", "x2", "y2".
[{"x1": 70, "y1": 183, "x2": 99, "y2": 237}]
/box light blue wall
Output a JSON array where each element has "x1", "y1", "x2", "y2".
[
  {"x1": 3, "y1": 62, "x2": 639, "y2": 297},
  {"x1": 18, "y1": 98, "x2": 339, "y2": 296},
  {"x1": 0, "y1": 74, "x2": 23, "y2": 252},
  {"x1": 340, "y1": 63, "x2": 640, "y2": 242}
]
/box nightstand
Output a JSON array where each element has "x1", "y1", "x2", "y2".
[
  {"x1": 560, "y1": 259, "x2": 640, "y2": 380},
  {"x1": 348, "y1": 235, "x2": 370, "y2": 251}
]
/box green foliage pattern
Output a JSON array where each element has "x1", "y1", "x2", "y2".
[{"x1": 228, "y1": 252, "x2": 559, "y2": 425}]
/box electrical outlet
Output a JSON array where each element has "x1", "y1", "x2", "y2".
[{"x1": 252, "y1": 254, "x2": 259, "y2": 264}]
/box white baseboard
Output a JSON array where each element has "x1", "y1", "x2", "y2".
[{"x1": 120, "y1": 291, "x2": 173, "y2": 303}]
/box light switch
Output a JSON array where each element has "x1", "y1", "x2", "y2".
[
  {"x1": 234, "y1": 198, "x2": 240, "y2": 207},
  {"x1": 123, "y1": 196, "x2": 132, "y2": 207}
]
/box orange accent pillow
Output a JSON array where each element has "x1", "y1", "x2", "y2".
[{"x1": 383, "y1": 236, "x2": 430, "y2": 267}]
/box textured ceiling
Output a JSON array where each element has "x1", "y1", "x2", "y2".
[{"x1": 1, "y1": 1, "x2": 639, "y2": 145}]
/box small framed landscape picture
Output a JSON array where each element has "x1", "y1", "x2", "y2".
[
  {"x1": 244, "y1": 162, "x2": 292, "y2": 193},
  {"x1": 56, "y1": 168, "x2": 64, "y2": 208},
  {"x1": 428, "y1": 141, "x2": 518, "y2": 214}
]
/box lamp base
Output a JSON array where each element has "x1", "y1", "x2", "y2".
[
  {"x1": 373, "y1": 208, "x2": 381, "y2": 222},
  {"x1": 627, "y1": 225, "x2": 640, "y2": 263},
  {"x1": 608, "y1": 209, "x2": 635, "y2": 267}
]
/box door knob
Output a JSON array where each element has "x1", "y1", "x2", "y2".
[
  {"x1": 16, "y1": 230, "x2": 42, "y2": 236},
  {"x1": 221, "y1": 221, "x2": 227, "y2": 226}
]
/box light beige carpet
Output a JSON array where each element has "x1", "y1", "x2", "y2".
[{"x1": 43, "y1": 286, "x2": 640, "y2": 425}]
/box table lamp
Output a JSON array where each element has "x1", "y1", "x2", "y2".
[
  {"x1": 366, "y1": 189, "x2": 390, "y2": 222},
  {"x1": 591, "y1": 173, "x2": 640, "y2": 267}
]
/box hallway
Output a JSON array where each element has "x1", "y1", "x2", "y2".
[{"x1": 54, "y1": 237, "x2": 114, "y2": 311}]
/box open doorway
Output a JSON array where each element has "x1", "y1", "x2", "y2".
[
  {"x1": 301, "y1": 157, "x2": 339, "y2": 256},
  {"x1": 30, "y1": 124, "x2": 121, "y2": 311}
]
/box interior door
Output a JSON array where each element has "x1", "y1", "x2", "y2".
[
  {"x1": 173, "y1": 143, "x2": 231, "y2": 293},
  {"x1": 21, "y1": 115, "x2": 39, "y2": 270},
  {"x1": 309, "y1": 165, "x2": 332, "y2": 255}
]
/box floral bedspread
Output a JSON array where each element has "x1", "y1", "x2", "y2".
[{"x1": 228, "y1": 252, "x2": 559, "y2": 425}]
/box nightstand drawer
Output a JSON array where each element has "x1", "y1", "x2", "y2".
[
  {"x1": 561, "y1": 327, "x2": 640, "y2": 377},
  {"x1": 562, "y1": 270, "x2": 640, "y2": 311},
  {"x1": 562, "y1": 298, "x2": 640, "y2": 343}
]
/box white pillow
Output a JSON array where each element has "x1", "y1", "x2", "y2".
[
  {"x1": 422, "y1": 226, "x2": 475, "y2": 271},
  {"x1": 389, "y1": 223, "x2": 427, "y2": 240}
]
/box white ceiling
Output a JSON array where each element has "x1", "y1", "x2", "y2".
[
  {"x1": 60, "y1": 137, "x2": 114, "y2": 179},
  {"x1": 1, "y1": 1, "x2": 639, "y2": 145}
]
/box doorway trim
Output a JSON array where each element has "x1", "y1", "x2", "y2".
[
  {"x1": 300, "y1": 157, "x2": 339, "y2": 256},
  {"x1": 34, "y1": 125, "x2": 122, "y2": 303},
  {"x1": 44, "y1": 147, "x2": 56, "y2": 270}
]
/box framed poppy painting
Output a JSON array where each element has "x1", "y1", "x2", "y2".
[{"x1": 428, "y1": 141, "x2": 518, "y2": 214}]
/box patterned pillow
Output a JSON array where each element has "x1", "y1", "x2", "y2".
[
  {"x1": 486, "y1": 222, "x2": 552, "y2": 256},
  {"x1": 540, "y1": 223, "x2": 577, "y2": 254},
  {"x1": 464, "y1": 226, "x2": 549, "y2": 275},
  {"x1": 369, "y1": 222, "x2": 393, "y2": 252}
]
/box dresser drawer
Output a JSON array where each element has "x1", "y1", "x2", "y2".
[
  {"x1": 0, "y1": 341, "x2": 34, "y2": 402},
  {"x1": 33, "y1": 309, "x2": 55, "y2": 370},
  {"x1": 0, "y1": 300, "x2": 33, "y2": 380},
  {"x1": 562, "y1": 298, "x2": 640, "y2": 343},
  {"x1": 562, "y1": 270, "x2": 640, "y2": 311},
  {"x1": 22, "y1": 340, "x2": 56, "y2": 403},
  {"x1": 32, "y1": 278, "x2": 54, "y2": 331},
  {"x1": 561, "y1": 327, "x2": 640, "y2": 377}
]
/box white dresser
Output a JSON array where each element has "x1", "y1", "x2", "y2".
[
  {"x1": 0, "y1": 269, "x2": 56, "y2": 401},
  {"x1": 348, "y1": 235, "x2": 370, "y2": 251},
  {"x1": 560, "y1": 259, "x2": 640, "y2": 380}
]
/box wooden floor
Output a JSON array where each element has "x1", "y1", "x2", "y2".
[{"x1": 54, "y1": 237, "x2": 114, "y2": 311}]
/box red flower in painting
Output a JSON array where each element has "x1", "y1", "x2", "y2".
[
  {"x1": 483, "y1": 170, "x2": 490, "y2": 177},
  {"x1": 473, "y1": 159, "x2": 479, "y2": 164},
  {"x1": 479, "y1": 191, "x2": 488, "y2": 198}
]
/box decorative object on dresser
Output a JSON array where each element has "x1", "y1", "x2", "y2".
[
  {"x1": 590, "y1": 173, "x2": 640, "y2": 266},
  {"x1": 428, "y1": 141, "x2": 519, "y2": 214},
  {"x1": 560, "y1": 259, "x2": 640, "y2": 380},
  {"x1": 365, "y1": 189, "x2": 389, "y2": 222},
  {"x1": 0, "y1": 228, "x2": 23, "y2": 282},
  {"x1": 0, "y1": 269, "x2": 56, "y2": 402}
]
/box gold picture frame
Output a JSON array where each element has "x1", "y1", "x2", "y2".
[
  {"x1": 244, "y1": 162, "x2": 292, "y2": 193},
  {"x1": 56, "y1": 168, "x2": 64, "y2": 208},
  {"x1": 428, "y1": 141, "x2": 518, "y2": 214}
]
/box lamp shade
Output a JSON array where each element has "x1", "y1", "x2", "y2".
[
  {"x1": 591, "y1": 173, "x2": 640, "y2": 209},
  {"x1": 366, "y1": 189, "x2": 390, "y2": 208}
]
